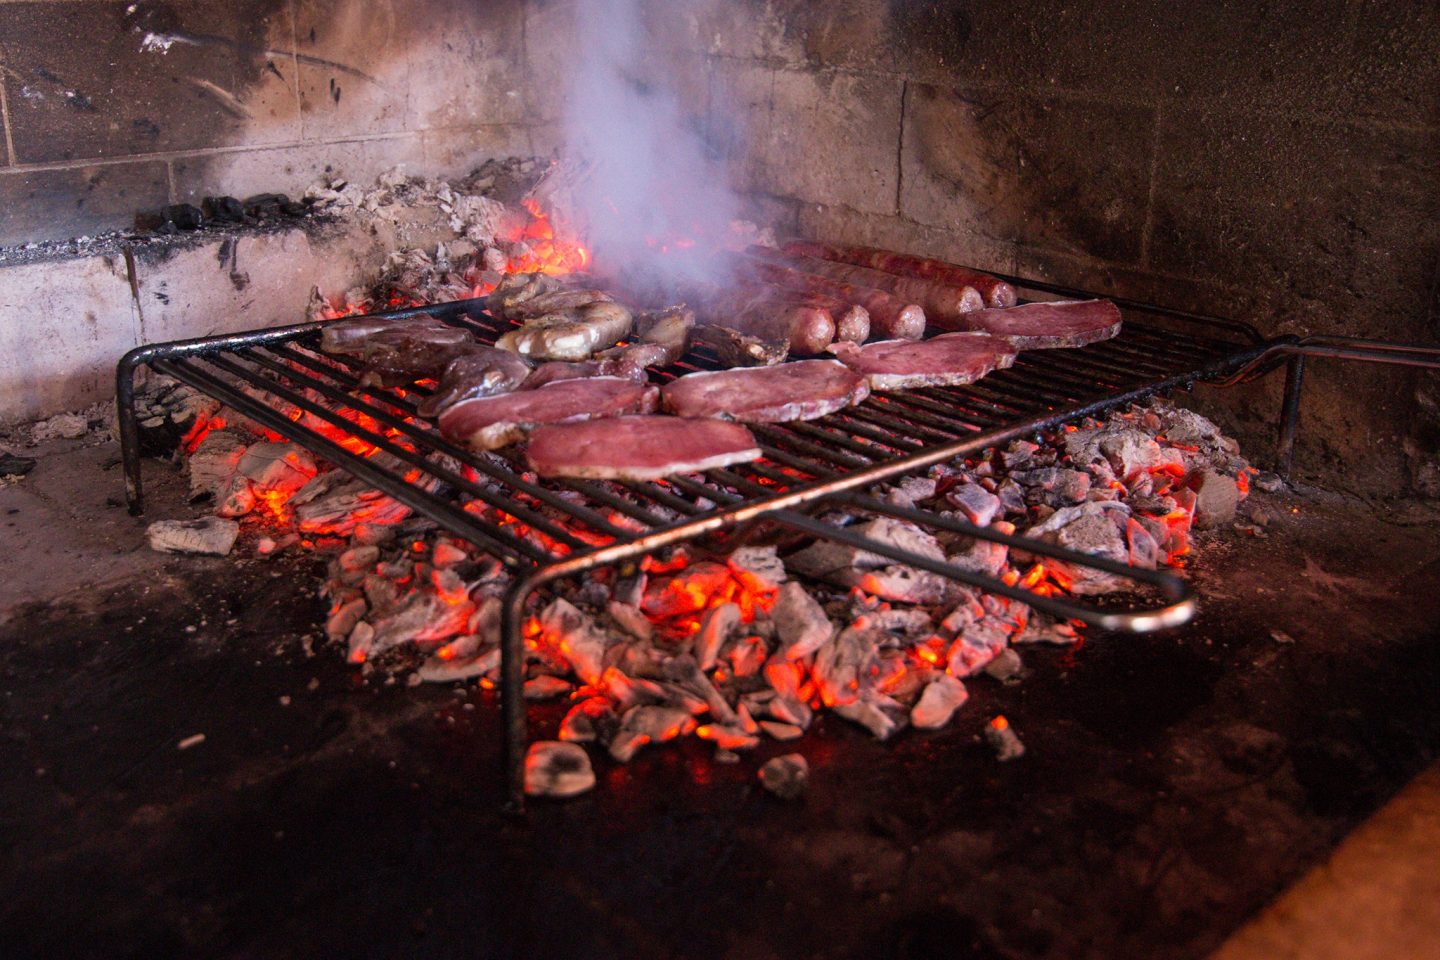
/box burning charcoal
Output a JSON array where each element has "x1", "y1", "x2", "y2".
[
  {"x1": 1125, "y1": 517, "x2": 1161, "y2": 569},
  {"x1": 524, "y1": 741, "x2": 596, "y2": 799},
  {"x1": 984, "y1": 715, "x2": 1025, "y2": 761},
  {"x1": 813, "y1": 626, "x2": 877, "y2": 707},
  {"x1": 946, "y1": 619, "x2": 1011, "y2": 676},
  {"x1": 725, "y1": 634, "x2": 770, "y2": 678},
  {"x1": 759, "y1": 720, "x2": 804, "y2": 741},
  {"x1": 642, "y1": 562, "x2": 733, "y2": 619},
  {"x1": 187, "y1": 430, "x2": 247, "y2": 499},
  {"x1": 524, "y1": 675, "x2": 574, "y2": 700},
  {"x1": 773, "y1": 582, "x2": 834, "y2": 660},
  {"x1": 787, "y1": 517, "x2": 945, "y2": 580},
  {"x1": 727, "y1": 544, "x2": 787, "y2": 590},
  {"x1": 1156, "y1": 405, "x2": 1223, "y2": 448},
  {"x1": 1096, "y1": 429, "x2": 1165, "y2": 480},
  {"x1": 862, "y1": 606, "x2": 934, "y2": 639},
  {"x1": 662, "y1": 655, "x2": 738, "y2": 724},
  {"x1": 695, "y1": 601, "x2": 740, "y2": 670},
  {"x1": 945, "y1": 482, "x2": 1001, "y2": 526},
  {"x1": 607, "y1": 601, "x2": 653, "y2": 642},
  {"x1": 431, "y1": 541, "x2": 467, "y2": 567},
  {"x1": 368, "y1": 592, "x2": 473, "y2": 656},
  {"x1": 235, "y1": 442, "x2": 318, "y2": 495},
  {"x1": 854, "y1": 566, "x2": 953, "y2": 605},
  {"x1": 1012, "y1": 467, "x2": 1091, "y2": 505},
  {"x1": 326, "y1": 597, "x2": 367, "y2": 641},
  {"x1": 996, "y1": 479, "x2": 1026, "y2": 516},
  {"x1": 945, "y1": 528, "x2": 1008, "y2": 578},
  {"x1": 1192, "y1": 469, "x2": 1240, "y2": 528},
  {"x1": 758, "y1": 753, "x2": 809, "y2": 799},
  {"x1": 559, "y1": 697, "x2": 619, "y2": 743},
  {"x1": 291, "y1": 469, "x2": 415, "y2": 536},
  {"x1": 609, "y1": 706, "x2": 696, "y2": 762},
  {"x1": 911, "y1": 675, "x2": 969, "y2": 729},
  {"x1": 216, "y1": 474, "x2": 257, "y2": 518},
  {"x1": 538, "y1": 598, "x2": 614, "y2": 685},
  {"x1": 147, "y1": 517, "x2": 239, "y2": 556},
  {"x1": 767, "y1": 696, "x2": 813, "y2": 730},
  {"x1": 347, "y1": 621, "x2": 375, "y2": 663},
  {"x1": 833, "y1": 697, "x2": 904, "y2": 740},
  {"x1": 1000, "y1": 440, "x2": 1039, "y2": 469},
  {"x1": 418, "y1": 645, "x2": 500, "y2": 683},
  {"x1": 695, "y1": 723, "x2": 760, "y2": 752},
  {"x1": 336, "y1": 545, "x2": 381, "y2": 584},
  {"x1": 1013, "y1": 616, "x2": 1078, "y2": 645},
  {"x1": 983, "y1": 648, "x2": 1024, "y2": 682},
  {"x1": 885, "y1": 475, "x2": 938, "y2": 508}
]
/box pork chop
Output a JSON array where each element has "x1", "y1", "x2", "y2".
[
  {"x1": 525, "y1": 416, "x2": 762, "y2": 480},
  {"x1": 829, "y1": 334, "x2": 1017, "y2": 391},
  {"x1": 437, "y1": 377, "x2": 659, "y2": 451},
  {"x1": 660, "y1": 359, "x2": 869, "y2": 423},
  {"x1": 938, "y1": 299, "x2": 1122, "y2": 348}
]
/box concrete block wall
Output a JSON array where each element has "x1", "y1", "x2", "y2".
[
  {"x1": 0, "y1": 221, "x2": 405, "y2": 423},
  {"x1": 637, "y1": 0, "x2": 1440, "y2": 492},
  {"x1": 0, "y1": 0, "x2": 551, "y2": 246}
]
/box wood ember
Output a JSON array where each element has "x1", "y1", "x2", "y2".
[
  {"x1": 911, "y1": 675, "x2": 969, "y2": 729},
  {"x1": 147, "y1": 517, "x2": 239, "y2": 556}
]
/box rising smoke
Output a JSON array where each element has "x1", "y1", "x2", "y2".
[{"x1": 554, "y1": 0, "x2": 742, "y2": 295}]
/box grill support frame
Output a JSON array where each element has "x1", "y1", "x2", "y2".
[{"x1": 114, "y1": 275, "x2": 1440, "y2": 811}]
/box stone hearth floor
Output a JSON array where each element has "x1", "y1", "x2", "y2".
[{"x1": 2, "y1": 436, "x2": 1438, "y2": 960}]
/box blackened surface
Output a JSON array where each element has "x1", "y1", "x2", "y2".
[
  {"x1": 0, "y1": 162, "x2": 171, "y2": 244},
  {"x1": 0, "y1": 0, "x2": 298, "y2": 163},
  {"x1": 2, "y1": 488, "x2": 1439, "y2": 960}
]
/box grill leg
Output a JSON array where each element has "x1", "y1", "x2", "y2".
[
  {"x1": 116, "y1": 350, "x2": 146, "y2": 515},
  {"x1": 500, "y1": 575, "x2": 538, "y2": 814},
  {"x1": 1277, "y1": 355, "x2": 1305, "y2": 478}
]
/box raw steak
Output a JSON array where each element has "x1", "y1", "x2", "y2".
[
  {"x1": 438, "y1": 377, "x2": 659, "y2": 450},
  {"x1": 661, "y1": 359, "x2": 869, "y2": 423},
  {"x1": 830, "y1": 334, "x2": 1017, "y2": 391},
  {"x1": 938, "y1": 299, "x2": 1123, "y2": 348},
  {"x1": 526, "y1": 416, "x2": 762, "y2": 480}
]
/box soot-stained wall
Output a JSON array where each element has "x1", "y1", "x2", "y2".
[
  {"x1": 638, "y1": 0, "x2": 1440, "y2": 494},
  {"x1": 0, "y1": 0, "x2": 553, "y2": 247}
]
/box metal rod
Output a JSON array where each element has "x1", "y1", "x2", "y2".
[{"x1": 1278, "y1": 355, "x2": 1305, "y2": 478}]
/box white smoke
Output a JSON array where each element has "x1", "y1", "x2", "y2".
[{"x1": 554, "y1": 0, "x2": 741, "y2": 295}]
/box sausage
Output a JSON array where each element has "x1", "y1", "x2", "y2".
[
  {"x1": 739, "y1": 284, "x2": 871, "y2": 344},
  {"x1": 723, "y1": 300, "x2": 835, "y2": 356},
  {"x1": 751, "y1": 246, "x2": 983, "y2": 322},
  {"x1": 732, "y1": 254, "x2": 926, "y2": 340},
  {"x1": 781, "y1": 240, "x2": 1017, "y2": 308}
]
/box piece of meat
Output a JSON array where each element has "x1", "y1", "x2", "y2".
[
  {"x1": 750, "y1": 246, "x2": 983, "y2": 323},
  {"x1": 438, "y1": 377, "x2": 659, "y2": 450},
  {"x1": 781, "y1": 241, "x2": 1018, "y2": 309},
  {"x1": 619, "y1": 305, "x2": 693, "y2": 368},
  {"x1": 829, "y1": 334, "x2": 1017, "y2": 391},
  {"x1": 690, "y1": 325, "x2": 790, "y2": 367},
  {"x1": 522, "y1": 360, "x2": 612, "y2": 389},
  {"x1": 319, "y1": 313, "x2": 477, "y2": 385},
  {"x1": 940, "y1": 299, "x2": 1123, "y2": 348},
  {"x1": 485, "y1": 272, "x2": 564, "y2": 319},
  {"x1": 733, "y1": 254, "x2": 926, "y2": 340},
  {"x1": 416, "y1": 347, "x2": 532, "y2": 417},
  {"x1": 745, "y1": 285, "x2": 871, "y2": 344},
  {"x1": 525, "y1": 416, "x2": 762, "y2": 480},
  {"x1": 501, "y1": 288, "x2": 614, "y2": 321},
  {"x1": 496, "y1": 300, "x2": 634, "y2": 361},
  {"x1": 693, "y1": 290, "x2": 835, "y2": 356},
  {"x1": 661, "y1": 359, "x2": 869, "y2": 423}
]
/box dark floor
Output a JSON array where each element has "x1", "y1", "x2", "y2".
[{"x1": 2, "y1": 442, "x2": 1439, "y2": 960}]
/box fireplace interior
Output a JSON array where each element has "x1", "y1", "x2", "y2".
[{"x1": 2, "y1": 2, "x2": 1439, "y2": 959}]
